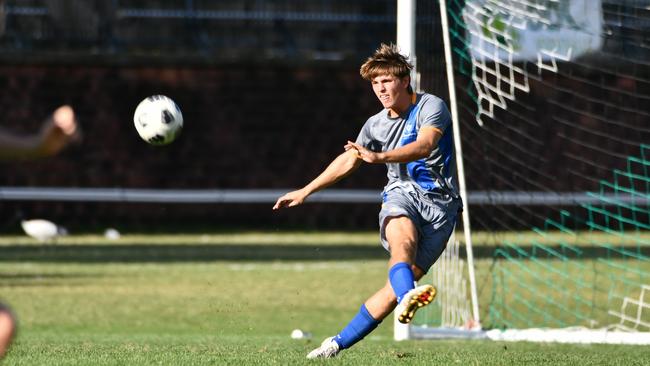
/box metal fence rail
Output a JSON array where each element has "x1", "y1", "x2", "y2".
[
  {"x1": 5, "y1": 5, "x2": 394, "y2": 22},
  {"x1": 0, "y1": 187, "x2": 646, "y2": 206}
]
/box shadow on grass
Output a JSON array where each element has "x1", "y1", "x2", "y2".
[
  {"x1": 0, "y1": 272, "x2": 104, "y2": 287},
  {"x1": 0, "y1": 243, "x2": 389, "y2": 263},
  {"x1": 1, "y1": 243, "x2": 644, "y2": 263},
  {"x1": 0, "y1": 273, "x2": 100, "y2": 280}
]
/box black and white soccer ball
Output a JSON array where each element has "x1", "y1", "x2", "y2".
[{"x1": 133, "y1": 95, "x2": 183, "y2": 146}]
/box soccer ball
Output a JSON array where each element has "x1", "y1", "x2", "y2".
[{"x1": 133, "y1": 95, "x2": 183, "y2": 145}]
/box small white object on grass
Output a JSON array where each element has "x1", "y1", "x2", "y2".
[
  {"x1": 104, "y1": 228, "x2": 121, "y2": 240},
  {"x1": 291, "y1": 329, "x2": 312, "y2": 340},
  {"x1": 21, "y1": 219, "x2": 66, "y2": 242}
]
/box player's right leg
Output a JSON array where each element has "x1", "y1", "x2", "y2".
[
  {"x1": 307, "y1": 302, "x2": 380, "y2": 359},
  {"x1": 307, "y1": 277, "x2": 401, "y2": 359},
  {"x1": 307, "y1": 193, "x2": 434, "y2": 358},
  {"x1": 306, "y1": 337, "x2": 340, "y2": 359},
  {"x1": 306, "y1": 262, "x2": 431, "y2": 358}
]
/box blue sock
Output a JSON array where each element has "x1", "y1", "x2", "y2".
[
  {"x1": 334, "y1": 304, "x2": 380, "y2": 349},
  {"x1": 389, "y1": 262, "x2": 415, "y2": 303}
]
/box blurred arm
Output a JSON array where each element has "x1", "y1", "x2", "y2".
[
  {"x1": 0, "y1": 105, "x2": 78, "y2": 160},
  {"x1": 0, "y1": 128, "x2": 41, "y2": 159}
]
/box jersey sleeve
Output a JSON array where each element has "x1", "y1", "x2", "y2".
[
  {"x1": 419, "y1": 97, "x2": 451, "y2": 132},
  {"x1": 355, "y1": 119, "x2": 373, "y2": 147},
  {"x1": 355, "y1": 118, "x2": 384, "y2": 152}
]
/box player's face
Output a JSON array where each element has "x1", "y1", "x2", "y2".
[{"x1": 371, "y1": 74, "x2": 409, "y2": 112}]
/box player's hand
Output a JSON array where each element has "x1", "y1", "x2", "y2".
[
  {"x1": 38, "y1": 105, "x2": 79, "y2": 157},
  {"x1": 273, "y1": 189, "x2": 308, "y2": 210},
  {"x1": 344, "y1": 141, "x2": 384, "y2": 163}
]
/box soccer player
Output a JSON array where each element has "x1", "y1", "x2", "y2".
[
  {"x1": 0, "y1": 105, "x2": 78, "y2": 160},
  {"x1": 0, "y1": 105, "x2": 78, "y2": 359},
  {"x1": 0, "y1": 303, "x2": 16, "y2": 358},
  {"x1": 273, "y1": 43, "x2": 462, "y2": 358}
]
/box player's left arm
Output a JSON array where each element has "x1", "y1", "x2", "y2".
[
  {"x1": 346, "y1": 97, "x2": 450, "y2": 164},
  {"x1": 345, "y1": 126, "x2": 441, "y2": 164}
]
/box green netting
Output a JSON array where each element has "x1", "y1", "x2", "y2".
[
  {"x1": 410, "y1": 1, "x2": 650, "y2": 332},
  {"x1": 490, "y1": 145, "x2": 650, "y2": 330}
]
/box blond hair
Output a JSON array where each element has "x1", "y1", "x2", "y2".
[{"x1": 360, "y1": 43, "x2": 413, "y2": 91}]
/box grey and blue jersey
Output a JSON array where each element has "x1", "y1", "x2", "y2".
[
  {"x1": 355, "y1": 93, "x2": 459, "y2": 199},
  {"x1": 356, "y1": 92, "x2": 461, "y2": 272}
]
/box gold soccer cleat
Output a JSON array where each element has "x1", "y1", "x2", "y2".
[{"x1": 396, "y1": 284, "x2": 437, "y2": 324}]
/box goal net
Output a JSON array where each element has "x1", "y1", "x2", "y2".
[{"x1": 397, "y1": 0, "x2": 650, "y2": 344}]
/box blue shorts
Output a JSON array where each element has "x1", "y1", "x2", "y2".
[{"x1": 378, "y1": 183, "x2": 461, "y2": 273}]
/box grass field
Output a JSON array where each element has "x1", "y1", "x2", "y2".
[{"x1": 1, "y1": 232, "x2": 649, "y2": 365}]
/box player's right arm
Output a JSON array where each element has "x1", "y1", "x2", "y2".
[{"x1": 272, "y1": 149, "x2": 361, "y2": 210}]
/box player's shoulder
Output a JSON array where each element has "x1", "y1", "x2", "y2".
[
  {"x1": 417, "y1": 92, "x2": 447, "y2": 109},
  {"x1": 365, "y1": 109, "x2": 389, "y2": 125}
]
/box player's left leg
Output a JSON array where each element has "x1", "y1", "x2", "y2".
[
  {"x1": 364, "y1": 264, "x2": 428, "y2": 320},
  {"x1": 383, "y1": 215, "x2": 421, "y2": 305},
  {"x1": 393, "y1": 197, "x2": 461, "y2": 324}
]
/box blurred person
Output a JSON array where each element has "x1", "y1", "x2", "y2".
[
  {"x1": 0, "y1": 105, "x2": 78, "y2": 160},
  {"x1": 273, "y1": 44, "x2": 462, "y2": 358},
  {"x1": 0, "y1": 302, "x2": 16, "y2": 358},
  {"x1": 0, "y1": 105, "x2": 77, "y2": 359}
]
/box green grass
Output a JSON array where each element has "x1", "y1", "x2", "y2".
[{"x1": 1, "y1": 232, "x2": 649, "y2": 365}]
